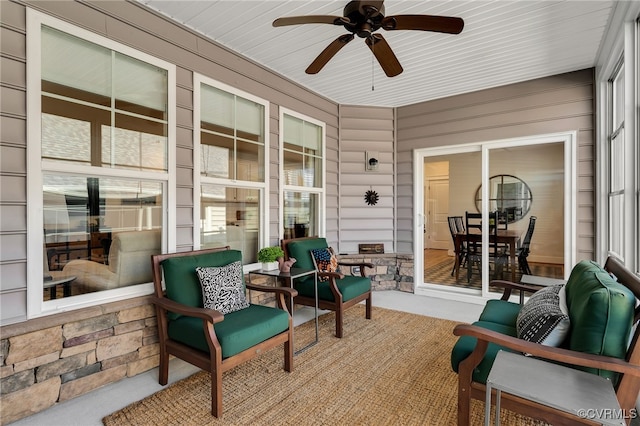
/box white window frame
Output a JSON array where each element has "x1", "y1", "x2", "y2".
[
  {"x1": 26, "y1": 9, "x2": 176, "y2": 318},
  {"x1": 193, "y1": 74, "x2": 269, "y2": 270},
  {"x1": 596, "y1": 5, "x2": 640, "y2": 274},
  {"x1": 279, "y1": 108, "x2": 327, "y2": 241}
]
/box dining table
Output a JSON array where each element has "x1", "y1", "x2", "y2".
[{"x1": 454, "y1": 229, "x2": 522, "y2": 282}]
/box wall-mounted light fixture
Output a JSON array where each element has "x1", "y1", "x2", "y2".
[{"x1": 366, "y1": 151, "x2": 379, "y2": 172}]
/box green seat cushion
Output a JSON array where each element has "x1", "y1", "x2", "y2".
[
  {"x1": 451, "y1": 320, "x2": 518, "y2": 384},
  {"x1": 167, "y1": 304, "x2": 290, "y2": 359},
  {"x1": 161, "y1": 250, "x2": 243, "y2": 320},
  {"x1": 478, "y1": 299, "x2": 522, "y2": 327},
  {"x1": 564, "y1": 260, "x2": 635, "y2": 380},
  {"x1": 295, "y1": 274, "x2": 371, "y2": 302}
]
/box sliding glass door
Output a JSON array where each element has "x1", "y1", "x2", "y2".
[{"x1": 416, "y1": 133, "x2": 575, "y2": 299}]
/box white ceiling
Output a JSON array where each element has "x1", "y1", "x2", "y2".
[{"x1": 136, "y1": 0, "x2": 616, "y2": 107}]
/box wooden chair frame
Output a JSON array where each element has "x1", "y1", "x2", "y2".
[
  {"x1": 282, "y1": 237, "x2": 373, "y2": 338},
  {"x1": 151, "y1": 247, "x2": 298, "y2": 417},
  {"x1": 453, "y1": 256, "x2": 640, "y2": 425}
]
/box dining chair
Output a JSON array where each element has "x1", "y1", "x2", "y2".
[
  {"x1": 465, "y1": 211, "x2": 507, "y2": 281},
  {"x1": 448, "y1": 216, "x2": 465, "y2": 276},
  {"x1": 516, "y1": 216, "x2": 537, "y2": 275},
  {"x1": 495, "y1": 210, "x2": 508, "y2": 230},
  {"x1": 465, "y1": 212, "x2": 483, "y2": 281}
]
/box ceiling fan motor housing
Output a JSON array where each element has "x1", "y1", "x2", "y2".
[{"x1": 343, "y1": 1, "x2": 385, "y2": 38}]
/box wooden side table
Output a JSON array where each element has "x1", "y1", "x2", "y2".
[
  {"x1": 248, "y1": 267, "x2": 318, "y2": 354},
  {"x1": 485, "y1": 350, "x2": 625, "y2": 426}
]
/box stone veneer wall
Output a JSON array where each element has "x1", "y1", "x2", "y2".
[
  {"x1": 0, "y1": 253, "x2": 414, "y2": 424},
  {"x1": 0, "y1": 296, "x2": 158, "y2": 424},
  {"x1": 337, "y1": 253, "x2": 415, "y2": 293}
]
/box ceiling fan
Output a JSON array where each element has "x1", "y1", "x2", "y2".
[{"x1": 272, "y1": 0, "x2": 464, "y2": 77}]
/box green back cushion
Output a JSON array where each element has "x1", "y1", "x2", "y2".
[
  {"x1": 564, "y1": 260, "x2": 635, "y2": 379},
  {"x1": 162, "y1": 250, "x2": 243, "y2": 320},
  {"x1": 287, "y1": 238, "x2": 329, "y2": 271}
]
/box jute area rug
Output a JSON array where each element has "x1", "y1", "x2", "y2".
[{"x1": 103, "y1": 306, "x2": 545, "y2": 426}]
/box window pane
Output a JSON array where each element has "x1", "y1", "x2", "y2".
[
  {"x1": 283, "y1": 115, "x2": 304, "y2": 150},
  {"x1": 305, "y1": 154, "x2": 322, "y2": 188},
  {"x1": 201, "y1": 136, "x2": 233, "y2": 179},
  {"x1": 304, "y1": 121, "x2": 321, "y2": 154},
  {"x1": 237, "y1": 140, "x2": 264, "y2": 182},
  {"x1": 283, "y1": 191, "x2": 319, "y2": 240},
  {"x1": 200, "y1": 184, "x2": 259, "y2": 264},
  {"x1": 42, "y1": 26, "x2": 111, "y2": 104},
  {"x1": 236, "y1": 96, "x2": 264, "y2": 139},
  {"x1": 284, "y1": 150, "x2": 304, "y2": 185},
  {"x1": 612, "y1": 63, "x2": 625, "y2": 130},
  {"x1": 42, "y1": 113, "x2": 93, "y2": 164},
  {"x1": 101, "y1": 116, "x2": 167, "y2": 172},
  {"x1": 201, "y1": 85, "x2": 234, "y2": 129},
  {"x1": 114, "y1": 53, "x2": 168, "y2": 117},
  {"x1": 609, "y1": 194, "x2": 624, "y2": 257},
  {"x1": 610, "y1": 130, "x2": 624, "y2": 192},
  {"x1": 43, "y1": 174, "x2": 163, "y2": 299}
]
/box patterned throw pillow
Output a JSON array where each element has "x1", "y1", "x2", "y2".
[
  {"x1": 310, "y1": 247, "x2": 341, "y2": 282},
  {"x1": 195, "y1": 261, "x2": 250, "y2": 314},
  {"x1": 516, "y1": 284, "x2": 570, "y2": 347}
]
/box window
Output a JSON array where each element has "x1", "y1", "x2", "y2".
[
  {"x1": 608, "y1": 60, "x2": 625, "y2": 259},
  {"x1": 27, "y1": 10, "x2": 175, "y2": 316},
  {"x1": 597, "y1": 10, "x2": 640, "y2": 274},
  {"x1": 280, "y1": 110, "x2": 325, "y2": 240},
  {"x1": 194, "y1": 76, "x2": 268, "y2": 264}
]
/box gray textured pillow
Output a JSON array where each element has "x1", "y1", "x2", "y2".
[
  {"x1": 196, "y1": 261, "x2": 249, "y2": 314},
  {"x1": 516, "y1": 284, "x2": 570, "y2": 346}
]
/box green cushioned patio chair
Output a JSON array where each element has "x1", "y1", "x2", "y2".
[
  {"x1": 151, "y1": 247, "x2": 297, "y2": 418},
  {"x1": 451, "y1": 256, "x2": 640, "y2": 426},
  {"x1": 282, "y1": 236, "x2": 373, "y2": 338}
]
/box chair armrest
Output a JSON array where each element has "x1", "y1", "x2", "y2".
[
  {"x1": 490, "y1": 279, "x2": 544, "y2": 302},
  {"x1": 151, "y1": 296, "x2": 224, "y2": 324},
  {"x1": 453, "y1": 323, "x2": 640, "y2": 377},
  {"x1": 245, "y1": 283, "x2": 298, "y2": 298}
]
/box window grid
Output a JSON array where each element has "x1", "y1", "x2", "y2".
[{"x1": 195, "y1": 78, "x2": 269, "y2": 264}]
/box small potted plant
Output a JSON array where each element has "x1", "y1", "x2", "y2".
[{"x1": 257, "y1": 246, "x2": 284, "y2": 271}]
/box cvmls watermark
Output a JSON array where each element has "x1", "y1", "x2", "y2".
[{"x1": 577, "y1": 408, "x2": 638, "y2": 421}]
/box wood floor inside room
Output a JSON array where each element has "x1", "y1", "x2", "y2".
[{"x1": 423, "y1": 249, "x2": 564, "y2": 290}]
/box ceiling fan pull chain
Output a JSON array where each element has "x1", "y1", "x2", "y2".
[{"x1": 371, "y1": 40, "x2": 375, "y2": 91}]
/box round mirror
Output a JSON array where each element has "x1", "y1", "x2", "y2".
[{"x1": 475, "y1": 175, "x2": 532, "y2": 223}]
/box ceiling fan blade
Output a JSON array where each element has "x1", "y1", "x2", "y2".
[
  {"x1": 365, "y1": 34, "x2": 403, "y2": 77},
  {"x1": 382, "y1": 15, "x2": 464, "y2": 34},
  {"x1": 306, "y1": 34, "x2": 355, "y2": 74},
  {"x1": 273, "y1": 15, "x2": 349, "y2": 27}
]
